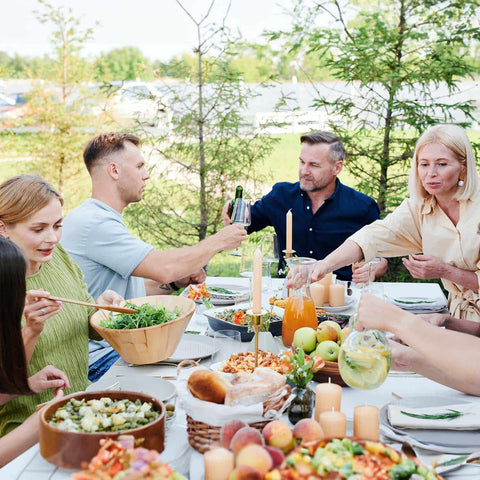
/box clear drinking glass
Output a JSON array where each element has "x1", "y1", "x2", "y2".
[
  {"x1": 211, "y1": 330, "x2": 243, "y2": 364},
  {"x1": 260, "y1": 233, "x2": 279, "y2": 293}
]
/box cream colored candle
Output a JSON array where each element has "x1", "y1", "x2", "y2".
[
  {"x1": 319, "y1": 409, "x2": 346, "y2": 439},
  {"x1": 252, "y1": 247, "x2": 262, "y2": 314},
  {"x1": 314, "y1": 380, "x2": 342, "y2": 422},
  {"x1": 204, "y1": 447, "x2": 234, "y2": 480},
  {"x1": 286, "y1": 209, "x2": 292, "y2": 251},
  {"x1": 310, "y1": 282, "x2": 326, "y2": 307},
  {"x1": 329, "y1": 284, "x2": 345, "y2": 307},
  {"x1": 318, "y1": 273, "x2": 333, "y2": 303},
  {"x1": 353, "y1": 405, "x2": 380, "y2": 441}
]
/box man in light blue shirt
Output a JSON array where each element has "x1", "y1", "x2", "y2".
[{"x1": 63, "y1": 133, "x2": 246, "y2": 380}]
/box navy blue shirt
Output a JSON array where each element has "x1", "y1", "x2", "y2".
[{"x1": 248, "y1": 180, "x2": 381, "y2": 281}]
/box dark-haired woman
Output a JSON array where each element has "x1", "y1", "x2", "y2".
[{"x1": 0, "y1": 237, "x2": 70, "y2": 465}]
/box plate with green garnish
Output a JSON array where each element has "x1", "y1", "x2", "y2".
[
  {"x1": 380, "y1": 396, "x2": 480, "y2": 453},
  {"x1": 389, "y1": 296, "x2": 447, "y2": 312}
]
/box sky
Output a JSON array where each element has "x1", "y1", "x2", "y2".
[{"x1": 1, "y1": 0, "x2": 293, "y2": 61}]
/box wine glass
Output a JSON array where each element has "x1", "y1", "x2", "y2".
[
  {"x1": 260, "y1": 233, "x2": 279, "y2": 293},
  {"x1": 230, "y1": 199, "x2": 251, "y2": 256}
]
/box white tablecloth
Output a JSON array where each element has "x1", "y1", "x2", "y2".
[{"x1": 3, "y1": 278, "x2": 477, "y2": 479}]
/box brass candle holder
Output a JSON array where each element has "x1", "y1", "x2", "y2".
[
  {"x1": 247, "y1": 308, "x2": 267, "y2": 367},
  {"x1": 283, "y1": 249, "x2": 295, "y2": 296}
]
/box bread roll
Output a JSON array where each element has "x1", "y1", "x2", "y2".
[
  {"x1": 188, "y1": 369, "x2": 231, "y2": 404},
  {"x1": 224, "y1": 381, "x2": 275, "y2": 406}
]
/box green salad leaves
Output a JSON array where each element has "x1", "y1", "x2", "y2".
[{"x1": 100, "y1": 302, "x2": 180, "y2": 330}]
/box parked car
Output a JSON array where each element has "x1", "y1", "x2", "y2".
[
  {"x1": 0, "y1": 92, "x2": 30, "y2": 125},
  {"x1": 100, "y1": 81, "x2": 170, "y2": 130}
]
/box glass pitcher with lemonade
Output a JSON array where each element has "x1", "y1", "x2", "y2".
[
  {"x1": 338, "y1": 329, "x2": 391, "y2": 389},
  {"x1": 282, "y1": 257, "x2": 318, "y2": 347}
]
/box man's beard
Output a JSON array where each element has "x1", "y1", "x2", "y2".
[{"x1": 300, "y1": 177, "x2": 329, "y2": 192}]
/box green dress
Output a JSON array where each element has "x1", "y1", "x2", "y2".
[{"x1": 0, "y1": 244, "x2": 94, "y2": 436}]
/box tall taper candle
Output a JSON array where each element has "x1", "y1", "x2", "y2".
[
  {"x1": 286, "y1": 209, "x2": 292, "y2": 251},
  {"x1": 252, "y1": 247, "x2": 263, "y2": 314}
]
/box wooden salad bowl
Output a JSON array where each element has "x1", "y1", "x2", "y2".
[
  {"x1": 313, "y1": 360, "x2": 347, "y2": 387},
  {"x1": 39, "y1": 390, "x2": 165, "y2": 469},
  {"x1": 90, "y1": 295, "x2": 195, "y2": 365}
]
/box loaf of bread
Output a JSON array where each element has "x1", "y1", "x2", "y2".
[{"x1": 188, "y1": 369, "x2": 231, "y2": 404}]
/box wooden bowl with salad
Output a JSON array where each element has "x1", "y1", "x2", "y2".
[
  {"x1": 39, "y1": 390, "x2": 165, "y2": 469},
  {"x1": 90, "y1": 295, "x2": 195, "y2": 365}
]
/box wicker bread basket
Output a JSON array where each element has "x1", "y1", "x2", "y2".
[{"x1": 186, "y1": 385, "x2": 291, "y2": 453}]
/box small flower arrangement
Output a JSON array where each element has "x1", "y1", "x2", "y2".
[
  {"x1": 187, "y1": 283, "x2": 213, "y2": 308},
  {"x1": 281, "y1": 347, "x2": 325, "y2": 388}
]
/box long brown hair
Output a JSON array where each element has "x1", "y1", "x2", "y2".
[{"x1": 0, "y1": 237, "x2": 31, "y2": 394}]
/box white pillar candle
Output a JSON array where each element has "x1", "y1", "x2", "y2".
[
  {"x1": 310, "y1": 282, "x2": 326, "y2": 307},
  {"x1": 319, "y1": 409, "x2": 347, "y2": 439},
  {"x1": 252, "y1": 247, "x2": 262, "y2": 314},
  {"x1": 286, "y1": 209, "x2": 292, "y2": 251},
  {"x1": 329, "y1": 284, "x2": 345, "y2": 307},
  {"x1": 315, "y1": 380, "x2": 342, "y2": 422},
  {"x1": 353, "y1": 405, "x2": 380, "y2": 441}
]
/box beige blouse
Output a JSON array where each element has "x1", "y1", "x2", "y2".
[{"x1": 350, "y1": 194, "x2": 480, "y2": 321}]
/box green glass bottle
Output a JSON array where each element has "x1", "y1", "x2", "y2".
[{"x1": 227, "y1": 185, "x2": 243, "y2": 219}]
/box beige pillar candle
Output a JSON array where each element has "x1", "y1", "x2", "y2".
[
  {"x1": 329, "y1": 284, "x2": 345, "y2": 307},
  {"x1": 204, "y1": 447, "x2": 234, "y2": 480},
  {"x1": 319, "y1": 409, "x2": 347, "y2": 439},
  {"x1": 286, "y1": 209, "x2": 292, "y2": 251},
  {"x1": 252, "y1": 247, "x2": 262, "y2": 314},
  {"x1": 353, "y1": 405, "x2": 380, "y2": 441},
  {"x1": 318, "y1": 273, "x2": 333, "y2": 303},
  {"x1": 314, "y1": 380, "x2": 342, "y2": 422},
  {"x1": 310, "y1": 282, "x2": 326, "y2": 307}
]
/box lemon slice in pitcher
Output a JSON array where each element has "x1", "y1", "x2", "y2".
[{"x1": 338, "y1": 330, "x2": 391, "y2": 389}]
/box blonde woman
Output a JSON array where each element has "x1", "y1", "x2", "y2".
[
  {"x1": 311, "y1": 124, "x2": 480, "y2": 320},
  {"x1": 0, "y1": 175, "x2": 122, "y2": 436}
]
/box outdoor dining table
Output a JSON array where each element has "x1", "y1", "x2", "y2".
[{"x1": 2, "y1": 278, "x2": 480, "y2": 479}]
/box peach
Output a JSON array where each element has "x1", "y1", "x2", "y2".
[
  {"x1": 221, "y1": 419, "x2": 248, "y2": 449},
  {"x1": 264, "y1": 446, "x2": 285, "y2": 468},
  {"x1": 262, "y1": 420, "x2": 293, "y2": 450},
  {"x1": 235, "y1": 445, "x2": 273, "y2": 477},
  {"x1": 228, "y1": 465, "x2": 262, "y2": 480},
  {"x1": 292, "y1": 418, "x2": 324, "y2": 444},
  {"x1": 230, "y1": 426, "x2": 264, "y2": 454}
]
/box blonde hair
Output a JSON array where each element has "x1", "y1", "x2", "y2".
[
  {"x1": 0, "y1": 175, "x2": 63, "y2": 225},
  {"x1": 408, "y1": 124, "x2": 479, "y2": 202}
]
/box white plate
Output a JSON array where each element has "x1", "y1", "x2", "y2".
[
  {"x1": 181, "y1": 284, "x2": 249, "y2": 306},
  {"x1": 380, "y1": 396, "x2": 480, "y2": 453},
  {"x1": 166, "y1": 333, "x2": 219, "y2": 362},
  {"x1": 389, "y1": 296, "x2": 447, "y2": 312},
  {"x1": 86, "y1": 376, "x2": 176, "y2": 402},
  {"x1": 321, "y1": 295, "x2": 356, "y2": 313}
]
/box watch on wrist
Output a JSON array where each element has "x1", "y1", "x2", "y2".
[{"x1": 169, "y1": 281, "x2": 180, "y2": 291}]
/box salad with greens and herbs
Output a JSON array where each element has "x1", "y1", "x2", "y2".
[{"x1": 100, "y1": 302, "x2": 180, "y2": 330}]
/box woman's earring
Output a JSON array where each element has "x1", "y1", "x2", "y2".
[{"x1": 458, "y1": 179, "x2": 465, "y2": 187}]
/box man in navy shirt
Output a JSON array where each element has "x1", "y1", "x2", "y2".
[{"x1": 223, "y1": 131, "x2": 387, "y2": 281}]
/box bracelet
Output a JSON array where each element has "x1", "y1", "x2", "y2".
[{"x1": 169, "y1": 281, "x2": 180, "y2": 291}]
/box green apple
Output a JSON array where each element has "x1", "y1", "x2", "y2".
[
  {"x1": 315, "y1": 340, "x2": 340, "y2": 362},
  {"x1": 293, "y1": 327, "x2": 317, "y2": 353},
  {"x1": 320, "y1": 320, "x2": 342, "y2": 338},
  {"x1": 316, "y1": 323, "x2": 338, "y2": 343}
]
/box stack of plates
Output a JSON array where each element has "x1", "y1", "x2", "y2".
[{"x1": 388, "y1": 296, "x2": 447, "y2": 313}]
